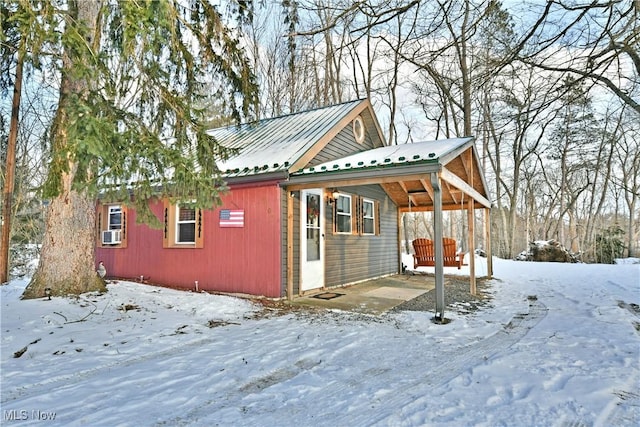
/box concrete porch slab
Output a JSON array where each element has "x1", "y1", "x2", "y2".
[
  {"x1": 363, "y1": 286, "x2": 427, "y2": 300},
  {"x1": 291, "y1": 274, "x2": 439, "y2": 315}
]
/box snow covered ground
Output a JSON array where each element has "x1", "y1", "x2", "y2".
[{"x1": 1, "y1": 257, "x2": 639, "y2": 426}]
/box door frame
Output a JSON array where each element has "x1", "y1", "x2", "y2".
[{"x1": 300, "y1": 189, "x2": 325, "y2": 292}]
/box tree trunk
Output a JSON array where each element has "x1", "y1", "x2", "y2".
[
  {"x1": 22, "y1": 190, "x2": 105, "y2": 299},
  {"x1": 402, "y1": 213, "x2": 411, "y2": 254},
  {"x1": 0, "y1": 42, "x2": 23, "y2": 284},
  {"x1": 568, "y1": 209, "x2": 579, "y2": 254},
  {"x1": 22, "y1": 0, "x2": 106, "y2": 299},
  {"x1": 627, "y1": 196, "x2": 637, "y2": 258}
]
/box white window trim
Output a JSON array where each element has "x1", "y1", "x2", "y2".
[
  {"x1": 336, "y1": 194, "x2": 352, "y2": 234},
  {"x1": 107, "y1": 205, "x2": 122, "y2": 230},
  {"x1": 175, "y1": 204, "x2": 196, "y2": 244},
  {"x1": 362, "y1": 198, "x2": 375, "y2": 235}
]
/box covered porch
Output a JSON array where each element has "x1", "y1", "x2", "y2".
[
  {"x1": 291, "y1": 255, "x2": 492, "y2": 315},
  {"x1": 285, "y1": 137, "x2": 492, "y2": 321}
]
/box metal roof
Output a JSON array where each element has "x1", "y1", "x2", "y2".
[
  {"x1": 208, "y1": 99, "x2": 368, "y2": 178},
  {"x1": 286, "y1": 136, "x2": 491, "y2": 211},
  {"x1": 205, "y1": 101, "x2": 490, "y2": 211},
  {"x1": 292, "y1": 137, "x2": 474, "y2": 176}
]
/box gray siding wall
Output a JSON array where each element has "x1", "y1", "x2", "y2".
[
  {"x1": 281, "y1": 184, "x2": 398, "y2": 296},
  {"x1": 279, "y1": 118, "x2": 396, "y2": 297},
  {"x1": 309, "y1": 123, "x2": 375, "y2": 166},
  {"x1": 324, "y1": 184, "x2": 399, "y2": 287}
]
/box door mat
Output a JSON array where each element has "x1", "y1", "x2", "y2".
[{"x1": 311, "y1": 292, "x2": 344, "y2": 300}]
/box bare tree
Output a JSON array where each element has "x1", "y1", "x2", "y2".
[
  {"x1": 580, "y1": 102, "x2": 623, "y2": 258},
  {"x1": 514, "y1": 0, "x2": 639, "y2": 114},
  {"x1": 484, "y1": 65, "x2": 562, "y2": 258},
  {"x1": 400, "y1": 0, "x2": 514, "y2": 138},
  {"x1": 246, "y1": 2, "x2": 291, "y2": 117},
  {"x1": 546, "y1": 76, "x2": 599, "y2": 253},
  {"x1": 241, "y1": 0, "x2": 639, "y2": 264},
  {"x1": 613, "y1": 110, "x2": 640, "y2": 257}
]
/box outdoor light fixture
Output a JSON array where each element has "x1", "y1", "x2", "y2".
[{"x1": 327, "y1": 189, "x2": 340, "y2": 204}]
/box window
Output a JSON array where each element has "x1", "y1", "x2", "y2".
[
  {"x1": 108, "y1": 206, "x2": 122, "y2": 230},
  {"x1": 97, "y1": 204, "x2": 127, "y2": 248},
  {"x1": 332, "y1": 193, "x2": 380, "y2": 236},
  {"x1": 362, "y1": 199, "x2": 375, "y2": 235},
  {"x1": 163, "y1": 199, "x2": 204, "y2": 248},
  {"x1": 353, "y1": 115, "x2": 365, "y2": 143},
  {"x1": 176, "y1": 205, "x2": 196, "y2": 244},
  {"x1": 335, "y1": 194, "x2": 352, "y2": 233}
]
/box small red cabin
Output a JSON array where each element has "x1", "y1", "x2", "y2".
[{"x1": 96, "y1": 99, "x2": 491, "y2": 299}]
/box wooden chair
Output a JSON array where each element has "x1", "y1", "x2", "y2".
[
  {"x1": 412, "y1": 238, "x2": 434, "y2": 269},
  {"x1": 412, "y1": 238, "x2": 464, "y2": 269}
]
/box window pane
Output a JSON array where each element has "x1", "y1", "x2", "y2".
[
  {"x1": 306, "y1": 228, "x2": 320, "y2": 261},
  {"x1": 364, "y1": 218, "x2": 374, "y2": 234},
  {"x1": 176, "y1": 205, "x2": 196, "y2": 244},
  {"x1": 306, "y1": 194, "x2": 320, "y2": 227},
  {"x1": 337, "y1": 214, "x2": 351, "y2": 233},
  {"x1": 108, "y1": 206, "x2": 122, "y2": 230},
  {"x1": 179, "y1": 207, "x2": 196, "y2": 221},
  {"x1": 363, "y1": 200, "x2": 374, "y2": 234},
  {"x1": 337, "y1": 195, "x2": 350, "y2": 214},
  {"x1": 336, "y1": 194, "x2": 352, "y2": 233},
  {"x1": 109, "y1": 213, "x2": 121, "y2": 229},
  {"x1": 363, "y1": 202, "x2": 373, "y2": 217},
  {"x1": 178, "y1": 223, "x2": 195, "y2": 243}
]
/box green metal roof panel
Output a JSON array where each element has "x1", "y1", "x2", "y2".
[
  {"x1": 292, "y1": 137, "x2": 473, "y2": 176},
  {"x1": 208, "y1": 100, "x2": 366, "y2": 178}
]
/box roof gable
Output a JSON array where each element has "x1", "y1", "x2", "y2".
[
  {"x1": 208, "y1": 99, "x2": 385, "y2": 179},
  {"x1": 294, "y1": 137, "x2": 473, "y2": 175},
  {"x1": 289, "y1": 137, "x2": 491, "y2": 210}
]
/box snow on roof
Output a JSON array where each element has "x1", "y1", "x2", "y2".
[
  {"x1": 208, "y1": 100, "x2": 367, "y2": 178},
  {"x1": 293, "y1": 137, "x2": 473, "y2": 176}
]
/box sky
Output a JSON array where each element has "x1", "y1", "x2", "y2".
[{"x1": 1, "y1": 254, "x2": 639, "y2": 426}]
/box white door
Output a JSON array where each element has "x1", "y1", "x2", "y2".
[{"x1": 300, "y1": 189, "x2": 324, "y2": 292}]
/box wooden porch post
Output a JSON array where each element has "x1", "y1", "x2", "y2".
[
  {"x1": 431, "y1": 172, "x2": 445, "y2": 320},
  {"x1": 485, "y1": 207, "x2": 493, "y2": 278},
  {"x1": 467, "y1": 199, "x2": 476, "y2": 295},
  {"x1": 397, "y1": 210, "x2": 402, "y2": 273},
  {"x1": 287, "y1": 190, "x2": 294, "y2": 300}
]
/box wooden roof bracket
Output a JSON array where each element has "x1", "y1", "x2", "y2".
[
  {"x1": 399, "y1": 181, "x2": 419, "y2": 208},
  {"x1": 440, "y1": 166, "x2": 491, "y2": 208},
  {"x1": 419, "y1": 178, "x2": 435, "y2": 202}
]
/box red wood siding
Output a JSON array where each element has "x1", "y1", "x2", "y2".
[{"x1": 96, "y1": 184, "x2": 282, "y2": 297}]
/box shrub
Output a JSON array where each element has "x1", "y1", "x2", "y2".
[{"x1": 595, "y1": 225, "x2": 625, "y2": 264}]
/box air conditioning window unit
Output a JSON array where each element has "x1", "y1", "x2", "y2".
[{"x1": 102, "y1": 229, "x2": 122, "y2": 244}]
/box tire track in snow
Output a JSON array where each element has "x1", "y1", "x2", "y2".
[
  {"x1": 3, "y1": 299, "x2": 549, "y2": 425},
  {"x1": 156, "y1": 357, "x2": 325, "y2": 426},
  {"x1": 155, "y1": 298, "x2": 548, "y2": 426},
  {"x1": 594, "y1": 369, "x2": 640, "y2": 426},
  {"x1": 338, "y1": 297, "x2": 549, "y2": 426},
  {"x1": 1, "y1": 333, "x2": 220, "y2": 405},
  {"x1": 592, "y1": 303, "x2": 640, "y2": 427},
  {"x1": 428, "y1": 298, "x2": 548, "y2": 384}
]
